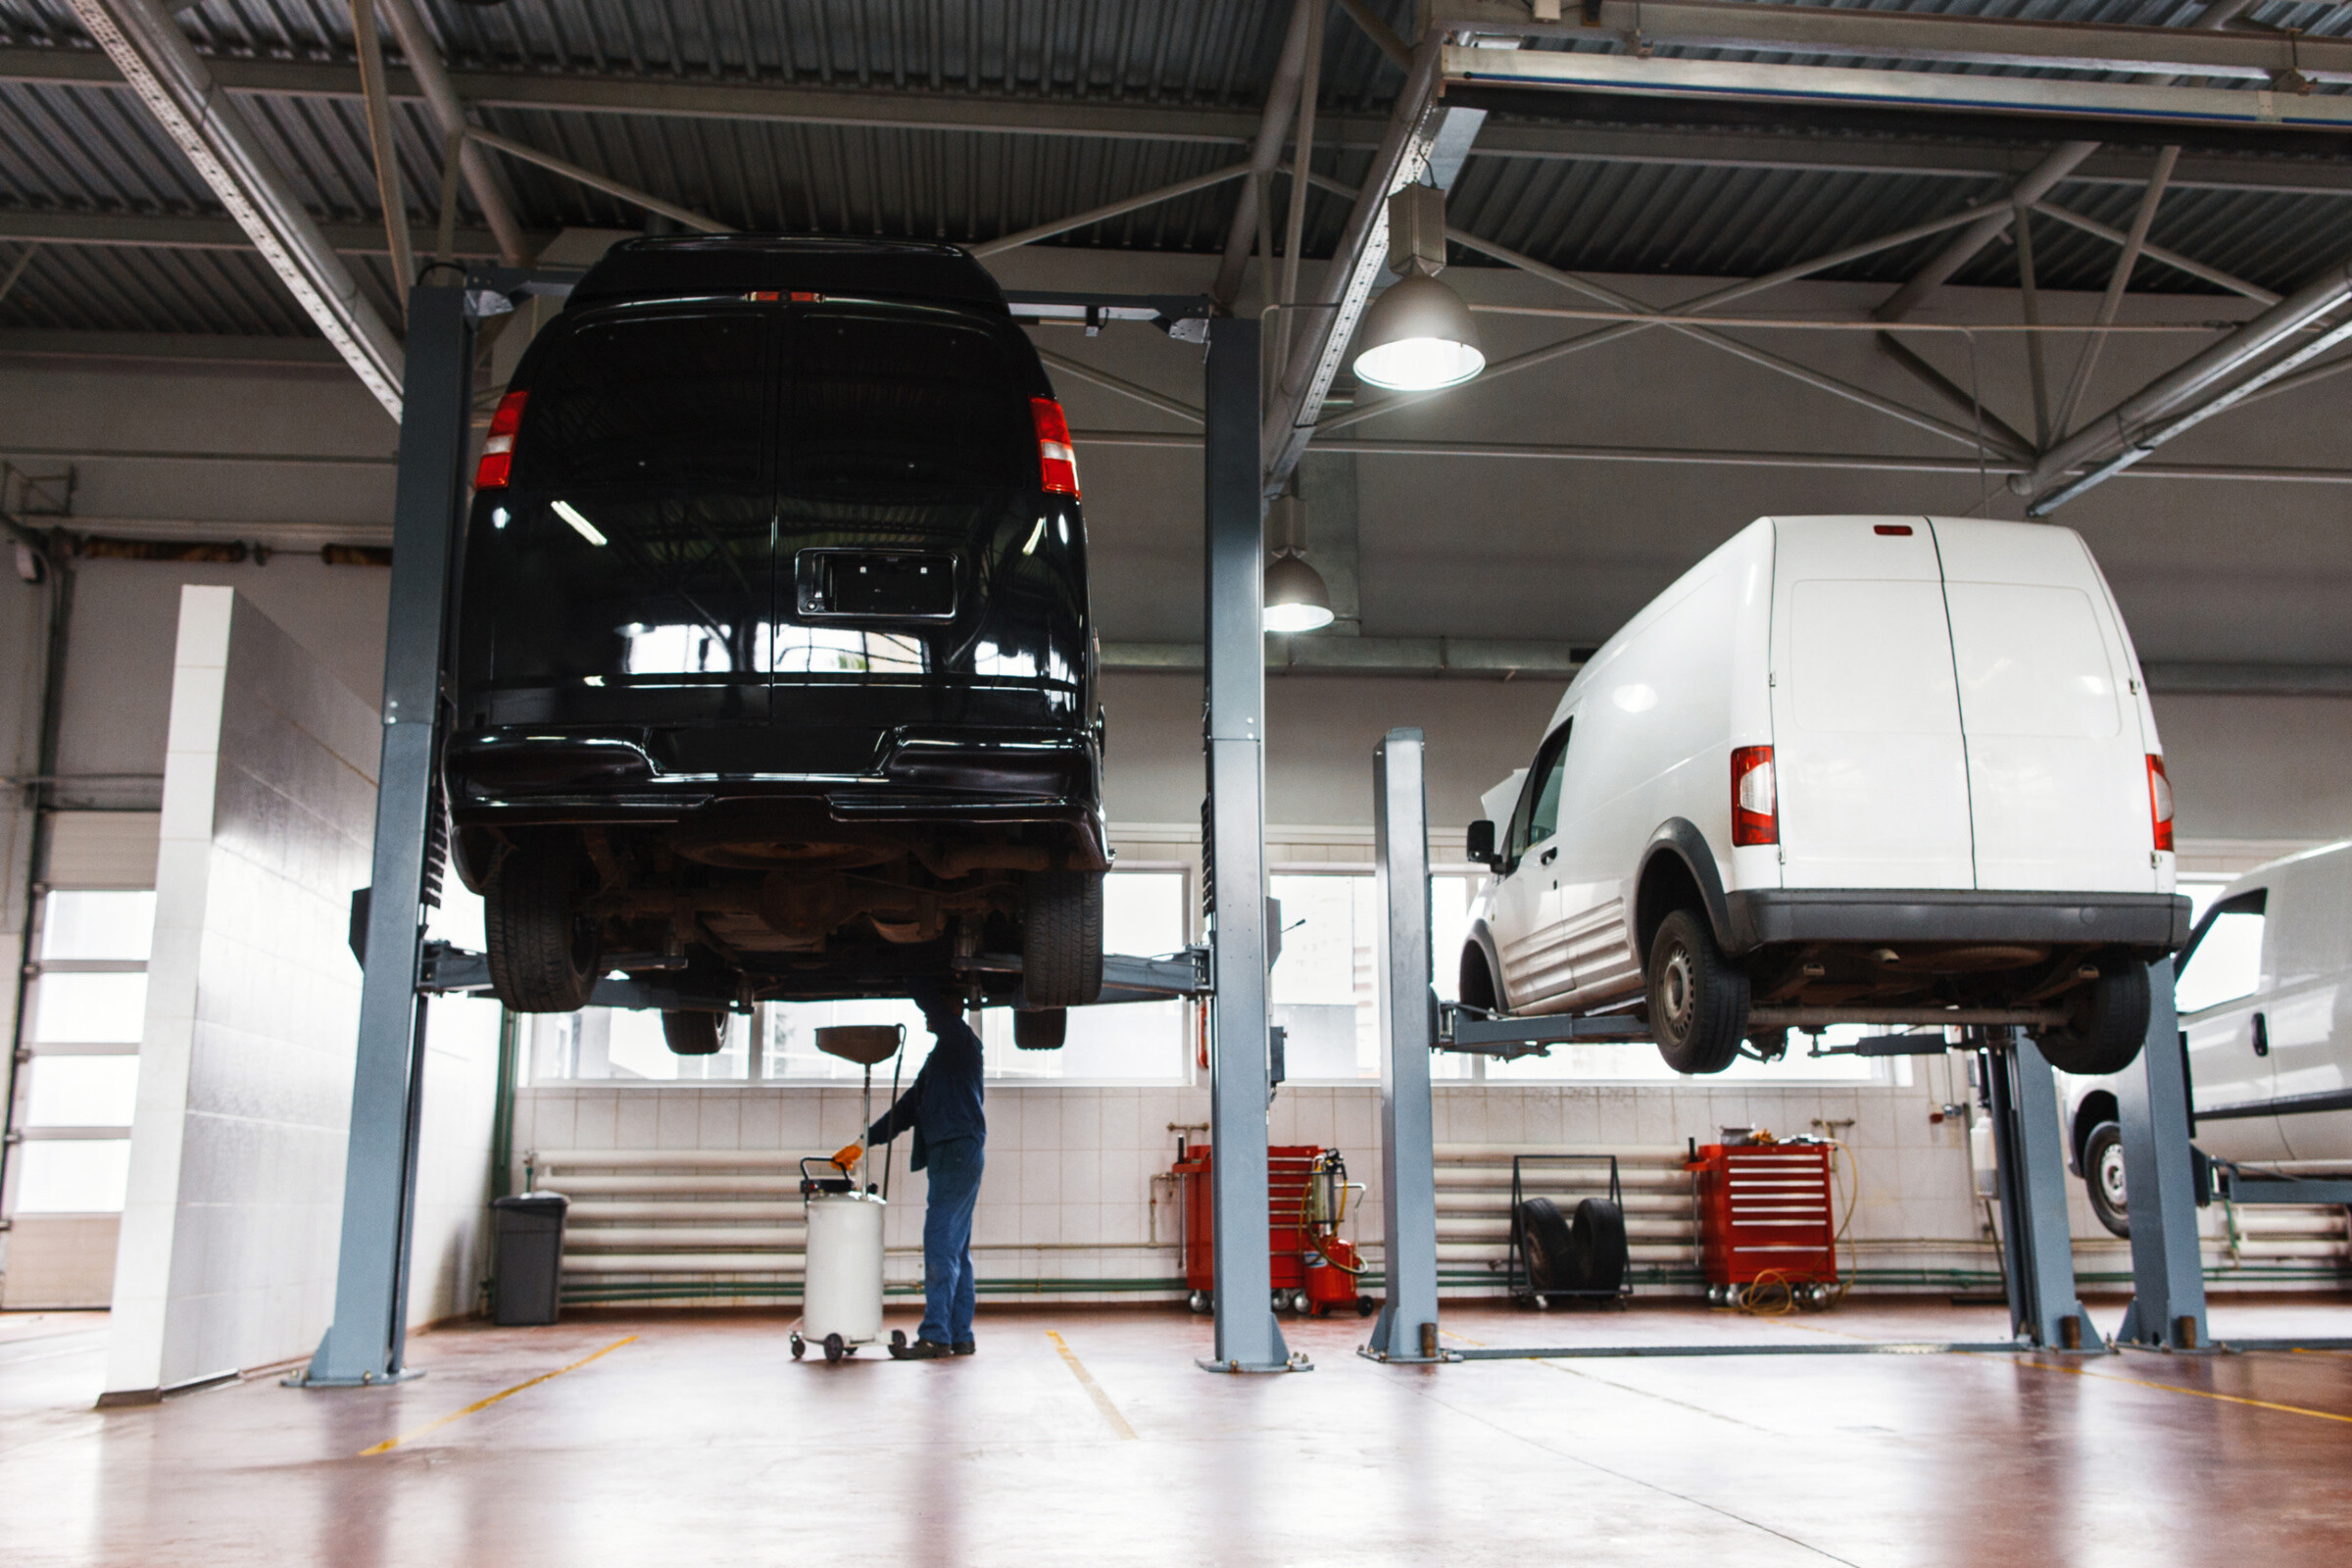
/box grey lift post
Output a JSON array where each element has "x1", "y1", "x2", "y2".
[
  {"x1": 1367, "y1": 728, "x2": 1442, "y2": 1361},
  {"x1": 2116, "y1": 960, "x2": 2207, "y2": 1349},
  {"x1": 1200, "y1": 316, "x2": 1292, "y2": 1373},
  {"x1": 299, "y1": 281, "x2": 477, "y2": 1386},
  {"x1": 1984, "y1": 1030, "x2": 2091, "y2": 1349}
]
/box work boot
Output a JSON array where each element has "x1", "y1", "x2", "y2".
[
  {"x1": 952, "y1": 1340, "x2": 976, "y2": 1355},
  {"x1": 891, "y1": 1337, "x2": 952, "y2": 1360}
]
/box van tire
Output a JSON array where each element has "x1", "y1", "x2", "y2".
[
  {"x1": 1013, "y1": 1007, "x2": 1068, "y2": 1050},
  {"x1": 1022, "y1": 870, "x2": 1103, "y2": 1007},
  {"x1": 662, "y1": 1010, "x2": 722, "y2": 1055},
  {"x1": 2035, "y1": 961, "x2": 2150, "y2": 1076},
  {"x1": 485, "y1": 849, "x2": 602, "y2": 1012},
  {"x1": 1647, "y1": 908, "x2": 1749, "y2": 1075},
  {"x1": 2083, "y1": 1120, "x2": 2131, "y2": 1238}
]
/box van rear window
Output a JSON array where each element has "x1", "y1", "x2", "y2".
[
  {"x1": 518, "y1": 314, "x2": 766, "y2": 487},
  {"x1": 789, "y1": 311, "x2": 1028, "y2": 493}
]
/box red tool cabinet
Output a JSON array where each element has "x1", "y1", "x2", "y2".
[{"x1": 1691, "y1": 1143, "x2": 1838, "y2": 1289}]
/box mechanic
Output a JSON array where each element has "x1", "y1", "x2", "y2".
[{"x1": 836, "y1": 982, "x2": 986, "y2": 1358}]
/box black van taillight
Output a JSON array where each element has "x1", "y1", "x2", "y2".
[
  {"x1": 1732, "y1": 745, "x2": 1778, "y2": 847},
  {"x1": 2148, "y1": 754, "x2": 2175, "y2": 853},
  {"x1": 475, "y1": 389, "x2": 528, "y2": 490},
  {"x1": 1032, "y1": 397, "x2": 1080, "y2": 498}
]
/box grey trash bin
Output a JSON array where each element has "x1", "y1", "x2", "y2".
[{"x1": 491, "y1": 1191, "x2": 569, "y2": 1326}]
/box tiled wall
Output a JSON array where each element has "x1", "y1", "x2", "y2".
[
  {"x1": 514, "y1": 1061, "x2": 2002, "y2": 1300},
  {"x1": 106, "y1": 589, "x2": 382, "y2": 1395}
]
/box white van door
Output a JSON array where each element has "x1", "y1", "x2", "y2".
[
  {"x1": 1490, "y1": 724, "x2": 1575, "y2": 1007},
  {"x1": 2261, "y1": 857, "x2": 2352, "y2": 1161},
  {"x1": 1769, "y1": 518, "x2": 1975, "y2": 889},
  {"x1": 1931, "y1": 521, "x2": 2156, "y2": 893},
  {"x1": 2173, "y1": 890, "x2": 2291, "y2": 1162}
]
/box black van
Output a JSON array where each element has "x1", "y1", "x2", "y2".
[{"x1": 447, "y1": 237, "x2": 1103, "y2": 1049}]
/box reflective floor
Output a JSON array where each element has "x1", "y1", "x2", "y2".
[{"x1": 6, "y1": 1297, "x2": 2352, "y2": 1566}]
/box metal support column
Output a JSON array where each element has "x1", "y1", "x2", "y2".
[
  {"x1": 1984, "y1": 1031, "x2": 2091, "y2": 1349},
  {"x1": 297, "y1": 281, "x2": 476, "y2": 1387},
  {"x1": 2116, "y1": 959, "x2": 2207, "y2": 1350},
  {"x1": 1366, "y1": 728, "x2": 1440, "y2": 1361},
  {"x1": 1200, "y1": 316, "x2": 1295, "y2": 1374}
]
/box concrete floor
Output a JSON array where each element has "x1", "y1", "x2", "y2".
[{"x1": 6, "y1": 1297, "x2": 2352, "y2": 1566}]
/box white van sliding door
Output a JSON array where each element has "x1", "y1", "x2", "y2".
[{"x1": 1770, "y1": 519, "x2": 1974, "y2": 889}]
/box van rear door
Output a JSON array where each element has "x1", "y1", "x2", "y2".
[
  {"x1": 1769, "y1": 517, "x2": 1975, "y2": 889},
  {"x1": 1930, "y1": 520, "x2": 2156, "y2": 893}
]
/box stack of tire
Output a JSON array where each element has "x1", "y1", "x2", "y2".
[{"x1": 1513, "y1": 1196, "x2": 1630, "y2": 1305}]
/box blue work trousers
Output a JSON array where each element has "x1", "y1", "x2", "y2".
[{"x1": 919, "y1": 1135, "x2": 984, "y2": 1346}]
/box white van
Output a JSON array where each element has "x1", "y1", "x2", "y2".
[
  {"x1": 1460, "y1": 515, "x2": 2191, "y2": 1076},
  {"x1": 2063, "y1": 840, "x2": 2352, "y2": 1236}
]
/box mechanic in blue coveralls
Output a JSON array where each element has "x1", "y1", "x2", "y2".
[{"x1": 835, "y1": 983, "x2": 985, "y2": 1359}]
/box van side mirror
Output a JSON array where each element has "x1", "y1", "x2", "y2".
[{"x1": 1466, "y1": 819, "x2": 1499, "y2": 868}]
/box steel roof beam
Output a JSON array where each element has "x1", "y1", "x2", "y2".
[
  {"x1": 1431, "y1": 0, "x2": 2352, "y2": 83},
  {"x1": 1212, "y1": 0, "x2": 1316, "y2": 312},
  {"x1": 65, "y1": 0, "x2": 402, "y2": 417},
  {"x1": 371, "y1": 0, "x2": 526, "y2": 266},
  {"x1": 0, "y1": 209, "x2": 510, "y2": 257},
  {"x1": 12, "y1": 48, "x2": 2352, "y2": 195}
]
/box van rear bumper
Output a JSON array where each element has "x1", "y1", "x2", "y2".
[{"x1": 1723, "y1": 890, "x2": 2193, "y2": 954}]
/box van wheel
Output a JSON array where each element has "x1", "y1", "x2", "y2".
[
  {"x1": 1022, "y1": 870, "x2": 1103, "y2": 1007},
  {"x1": 1013, "y1": 1007, "x2": 1068, "y2": 1050},
  {"x1": 2083, "y1": 1120, "x2": 2131, "y2": 1238},
  {"x1": 2035, "y1": 961, "x2": 2149, "y2": 1076},
  {"x1": 1648, "y1": 908, "x2": 1748, "y2": 1075},
  {"x1": 485, "y1": 848, "x2": 602, "y2": 1012},
  {"x1": 662, "y1": 1010, "x2": 722, "y2": 1055}
]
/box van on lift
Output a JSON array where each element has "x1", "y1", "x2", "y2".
[
  {"x1": 2062, "y1": 840, "x2": 2352, "y2": 1236},
  {"x1": 1459, "y1": 514, "x2": 2192, "y2": 1077},
  {"x1": 444, "y1": 236, "x2": 1105, "y2": 1050}
]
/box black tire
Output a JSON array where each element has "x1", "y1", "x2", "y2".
[
  {"x1": 2083, "y1": 1120, "x2": 2131, "y2": 1239},
  {"x1": 2035, "y1": 961, "x2": 2150, "y2": 1075},
  {"x1": 662, "y1": 1010, "x2": 722, "y2": 1055},
  {"x1": 1013, "y1": 1007, "x2": 1068, "y2": 1051},
  {"x1": 1647, "y1": 907, "x2": 1748, "y2": 1075},
  {"x1": 1516, "y1": 1196, "x2": 1576, "y2": 1294},
  {"x1": 1022, "y1": 870, "x2": 1103, "y2": 1007},
  {"x1": 1571, "y1": 1198, "x2": 1629, "y2": 1294},
  {"x1": 484, "y1": 848, "x2": 601, "y2": 1012}
]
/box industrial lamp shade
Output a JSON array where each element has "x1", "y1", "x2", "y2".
[
  {"x1": 1263, "y1": 551, "x2": 1336, "y2": 633},
  {"x1": 1351, "y1": 265, "x2": 1485, "y2": 392}
]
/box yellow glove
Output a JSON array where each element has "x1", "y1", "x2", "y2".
[{"x1": 832, "y1": 1142, "x2": 865, "y2": 1170}]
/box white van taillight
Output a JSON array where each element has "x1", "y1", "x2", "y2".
[
  {"x1": 1732, "y1": 745, "x2": 1777, "y2": 846},
  {"x1": 1032, "y1": 397, "x2": 1081, "y2": 498},
  {"x1": 2148, "y1": 754, "x2": 2175, "y2": 853},
  {"x1": 474, "y1": 389, "x2": 528, "y2": 490}
]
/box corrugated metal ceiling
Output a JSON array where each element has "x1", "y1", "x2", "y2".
[{"x1": 2, "y1": 0, "x2": 2350, "y2": 339}]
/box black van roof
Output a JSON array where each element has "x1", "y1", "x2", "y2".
[{"x1": 565, "y1": 236, "x2": 1007, "y2": 314}]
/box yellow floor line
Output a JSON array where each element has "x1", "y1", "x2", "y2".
[
  {"x1": 2009, "y1": 1355, "x2": 2352, "y2": 1426},
  {"x1": 358, "y1": 1337, "x2": 638, "y2": 1456},
  {"x1": 1045, "y1": 1331, "x2": 1137, "y2": 1441}
]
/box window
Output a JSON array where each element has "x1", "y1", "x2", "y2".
[
  {"x1": 1507, "y1": 723, "x2": 1572, "y2": 862},
  {"x1": 2175, "y1": 892, "x2": 2267, "y2": 1015},
  {"x1": 1268, "y1": 870, "x2": 1477, "y2": 1083},
  {"x1": 7, "y1": 890, "x2": 154, "y2": 1215},
  {"x1": 524, "y1": 869, "x2": 1194, "y2": 1086},
  {"x1": 789, "y1": 310, "x2": 1029, "y2": 493},
  {"x1": 520, "y1": 313, "x2": 768, "y2": 487}
]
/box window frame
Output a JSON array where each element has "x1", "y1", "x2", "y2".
[
  {"x1": 1506, "y1": 719, "x2": 1574, "y2": 869},
  {"x1": 4, "y1": 888, "x2": 152, "y2": 1219},
  {"x1": 2172, "y1": 888, "x2": 2269, "y2": 1017}
]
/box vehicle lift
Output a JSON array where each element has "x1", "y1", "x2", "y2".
[
  {"x1": 1359, "y1": 724, "x2": 2225, "y2": 1360},
  {"x1": 296, "y1": 271, "x2": 1298, "y2": 1386}
]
